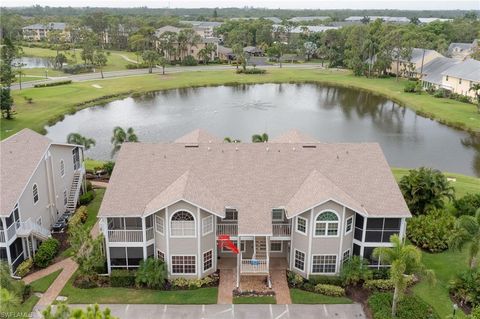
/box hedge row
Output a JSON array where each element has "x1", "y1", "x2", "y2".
[{"x1": 34, "y1": 80, "x2": 72, "y2": 88}]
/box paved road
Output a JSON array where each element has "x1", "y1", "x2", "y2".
[
  {"x1": 33, "y1": 303, "x2": 365, "y2": 319},
  {"x1": 11, "y1": 63, "x2": 325, "y2": 90}
]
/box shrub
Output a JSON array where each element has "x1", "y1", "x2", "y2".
[
  {"x1": 236, "y1": 68, "x2": 266, "y2": 74},
  {"x1": 79, "y1": 190, "x2": 95, "y2": 205},
  {"x1": 407, "y1": 209, "x2": 456, "y2": 252},
  {"x1": 182, "y1": 55, "x2": 198, "y2": 66},
  {"x1": 368, "y1": 292, "x2": 439, "y2": 319},
  {"x1": 86, "y1": 180, "x2": 93, "y2": 192},
  {"x1": 287, "y1": 271, "x2": 304, "y2": 288},
  {"x1": 364, "y1": 276, "x2": 415, "y2": 291},
  {"x1": 63, "y1": 64, "x2": 93, "y2": 74},
  {"x1": 471, "y1": 306, "x2": 480, "y2": 319},
  {"x1": 34, "y1": 238, "x2": 60, "y2": 268},
  {"x1": 404, "y1": 81, "x2": 418, "y2": 93},
  {"x1": 340, "y1": 256, "x2": 372, "y2": 286},
  {"x1": 449, "y1": 268, "x2": 480, "y2": 307},
  {"x1": 372, "y1": 268, "x2": 390, "y2": 280},
  {"x1": 170, "y1": 276, "x2": 217, "y2": 290},
  {"x1": 110, "y1": 269, "x2": 136, "y2": 287},
  {"x1": 22, "y1": 284, "x2": 32, "y2": 302},
  {"x1": 70, "y1": 206, "x2": 88, "y2": 226},
  {"x1": 309, "y1": 275, "x2": 343, "y2": 286},
  {"x1": 33, "y1": 80, "x2": 72, "y2": 88},
  {"x1": 125, "y1": 62, "x2": 149, "y2": 69},
  {"x1": 103, "y1": 161, "x2": 115, "y2": 176},
  {"x1": 453, "y1": 193, "x2": 480, "y2": 217},
  {"x1": 135, "y1": 258, "x2": 168, "y2": 289},
  {"x1": 314, "y1": 284, "x2": 345, "y2": 297},
  {"x1": 23, "y1": 96, "x2": 33, "y2": 103},
  {"x1": 16, "y1": 258, "x2": 33, "y2": 277}
]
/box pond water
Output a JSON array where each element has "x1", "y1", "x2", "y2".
[
  {"x1": 45, "y1": 83, "x2": 480, "y2": 177},
  {"x1": 13, "y1": 57, "x2": 52, "y2": 69}
]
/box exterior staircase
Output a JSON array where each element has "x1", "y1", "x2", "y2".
[
  {"x1": 16, "y1": 218, "x2": 51, "y2": 240},
  {"x1": 66, "y1": 170, "x2": 83, "y2": 212},
  {"x1": 254, "y1": 236, "x2": 267, "y2": 259}
]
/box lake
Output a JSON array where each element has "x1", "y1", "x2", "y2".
[
  {"x1": 13, "y1": 57, "x2": 52, "y2": 69},
  {"x1": 45, "y1": 83, "x2": 480, "y2": 177}
]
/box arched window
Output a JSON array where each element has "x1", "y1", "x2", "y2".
[
  {"x1": 33, "y1": 184, "x2": 39, "y2": 204},
  {"x1": 170, "y1": 210, "x2": 195, "y2": 237},
  {"x1": 315, "y1": 211, "x2": 339, "y2": 236},
  {"x1": 60, "y1": 160, "x2": 65, "y2": 177}
]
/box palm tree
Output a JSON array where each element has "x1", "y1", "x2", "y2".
[
  {"x1": 0, "y1": 288, "x2": 19, "y2": 312},
  {"x1": 66, "y1": 133, "x2": 96, "y2": 150},
  {"x1": 373, "y1": 235, "x2": 435, "y2": 317},
  {"x1": 252, "y1": 133, "x2": 269, "y2": 143},
  {"x1": 224, "y1": 137, "x2": 241, "y2": 143},
  {"x1": 111, "y1": 126, "x2": 138, "y2": 157},
  {"x1": 449, "y1": 208, "x2": 480, "y2": 269},
  {"x1": 469, "y1": 83, "x2": 480, "y2": 113}
]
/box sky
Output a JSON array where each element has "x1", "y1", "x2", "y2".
[{"x1": 2, "y1": 0, "x2": 479, "y2": 10}]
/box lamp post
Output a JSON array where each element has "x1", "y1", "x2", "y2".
[
  {"x1": 452, "y1": 303, "x2": 458, "y2": 318},
  {"x1": 45, "y1": 68, "x2": 48, "y2": 79}
]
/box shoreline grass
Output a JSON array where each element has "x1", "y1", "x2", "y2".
[{"x1": 2, "y1": 68, "x2": 479, "y2": 140}]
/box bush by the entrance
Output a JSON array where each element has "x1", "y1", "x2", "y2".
[
  {"x1": 110, "y1": 269, "x2": 136, "y2": 287},
  {"x1": 407, "y1": 209, "x2": 455, "y2": 252},
  {"x1": 34, "y1": 238, "x2": 60, "y2": 268},
  {"x1": 368, "y1": 292, "x2": 439, "y2": 319}
]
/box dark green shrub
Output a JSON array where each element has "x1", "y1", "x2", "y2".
[
  {"x1": 125, "y1": 63, "x2": 149, "y2": 69},
  {"x1": 86, "y1": 180, "x2": 93, "y2": 192},
  {"x1": 340, "y1": 256, "x2": 372, "y2": 286},
  {"x1": 453, "y1": 193, "x2": 480, "y2": 217},
  {"x1": 110, "y1": 269, "x2": 136, "y2": 287},
  {"x1": 135, "y1": 258, "x2": 168, "y2": 289},
  {"x1": 368, "y1": 292, "x2": 439, "y2": 319},
  {"x1": 103, "y1": 161, "x2": 115, "y2": 176},
  {"x1": 403, "y1": 81, "x2": 417, "y2": 93},
  {"x1": 407, "y1": 209, "x2": 456, "y2": 252},
  {"x1": 236, "y1": 68, "x2": 266, "y2": 74},
  {"x1": 372, "y1": 268, "x2": 390, "y2": 280},
  {"x1": 449, "y1": 268, "x2": 480, "y2": 307},
  {"x1": 79, "y1": 190, "x2": 95, "y2": 205},
  {"x1": 309, "y1": 275, "x2": 343, "y2": 286},
  {"x1": 286, "y1": 271, "x2": 304, "y2": 288},
  {"x1": 22, "y1": 284, "x2": 32, "y2": 302},
  {"x1": 33, "y1": 80, "x2": 72, "y2": 88},
  {"x1": 181, "y1": 55, "x2": 198, "y2": 66},
  {"x1": 63, "y1": 64, "x2": 94, "y2": 74},
  {"x1": 34, "y1": 238, "x2": 60, "y2": 268}
]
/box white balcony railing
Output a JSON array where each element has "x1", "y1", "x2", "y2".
[
  {"x1": 0, "y1": 230, "x2": 5, "y2": 243},
  {"x1": 146, "y1": 227, "x2": 154, "y2": 241},
  {"x1": 6, "y1": 223, "x2": 17, "y2": 242},
  {"x1": 107, "y1": 230, "x2": 143, "y2": 242},
  {"x1": 217, "y1": 224, "x2": 238, "y2": 236},
  {"x1": 17, "y1": 218, "x2": 51, "y2": 239},
  {"x1": 241, "y1": 259, "x2": 269, "y2": 273},
  {"x1": 272, "y1": 223, "x2": 291, "y2": 237}
]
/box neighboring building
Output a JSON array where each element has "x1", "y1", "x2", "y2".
[
  {"x1": 389, "y1": 48, "x2": 443, "y2": 78},
  {"x1": 22, "y1": 22, "x2": 70, "y2": 42},
  {"x1": 243, "y1": 46, "x2": 264, "y2": 56},
  {"x1": 264, "y1": 17, "x2": 282, "y2": 24},
  {"x1": 98, "y1": 129, "x2": 410, "y2": 286},
  {"x1": 441, "y1": 59, "x2": 480, "y2": 98},
  {"x1": 0, "y1": 129, "x2": 85, "y2": 275},
  {"x1": 289, "y1": 25, "x2": 339, "y2": 34},
  {"x1": 217, "y1": 45, "x2": 234, "y2": 61},
  {"x1": 287, "y1": 16, "x2": 330, "y2": 22},
  {"x1": 421, "y1": 56, "x2": 460, "y2": 90},
  {"x1": 180, "y1": 21, "x2": 223, "y2": 38},
  {"x1": 448, "y1": 40, "x2": 478, "y2": 61},
  {"x1": 345, "y1": 16, "x2": 409, "y2": 23},
  {"x1": 418, "y1": 17, "x2": 453, "y2": 24}
]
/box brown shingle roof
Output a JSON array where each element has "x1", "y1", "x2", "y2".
[
  {"x1": 270, "y1": 129, "x2": 318, "y2": 143},
  {"x1": 174, "y1": 129, "x2": 223, "y2": 144},
  {"x1": 99, "y1": 130, "x2": 410, "y2": 235},
  {"x1": 0, "y1": 129, "x2": 51, "y2": 216}
]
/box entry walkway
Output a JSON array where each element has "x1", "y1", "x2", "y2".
[{"x1": 34, "y1": 304, "x2": 365, "y2": 319}]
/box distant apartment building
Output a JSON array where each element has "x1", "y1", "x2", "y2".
[
  {"x1": 389, "y1": 48, "x2": 443, "y2": 78},
  {"x1": 22, "y1": 22, "x2": 70, "y2": 42},
  {"x1": 448, "y1": 40, "x2": 478, "y2": 61},
  {"x1": 440, "y1": 59, "x2": 480, "y2": 99}
]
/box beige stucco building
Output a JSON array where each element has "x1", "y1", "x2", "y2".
[
  {"x1": 98, "y1": 129, "x2": 410, "y2": 286},
  {"x1": 389, "y1": 48, "x2": 443, "y2": 78},
  {"x1": 440, "y1": 59, "x2": 480, "y2": 99},
  {"x1": 0, "y1": 129, "x2": 85, "y2": 274},
  {"x1": 22, "y1": 23, "x2": 71, "y2": 42}
]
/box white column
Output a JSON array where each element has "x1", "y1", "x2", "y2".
[
  {"x1": 165, "y1": 207, "x2": 170, "y2": 275},
  {"x1": 360, "y1": 215, "x2": 367, "y2": 257},
  {"x1": 197, "y1": 207, "x2": 201, "y2": 279},
  {"x1": 236, "y1": 237, "x2": 240, "y2": 288},
  {"x1": 141, "y1": 217, "x2": 147, "y2": 260},
  {"x1": 106, "y1": 241, "x2": 112, "y2": 274},
  {"x1": 337, "y1": 207, "x2": 346, "y2": 274},
  {"x1": 306, "y1": 209, "x2": 314, "y2": 279}
]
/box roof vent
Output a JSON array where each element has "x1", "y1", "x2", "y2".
[
  {"x1": 235, "y1": 147, "x2": 239, "y2": 151},
  {"x1": 302, "y1": 145, "x2": 317, "y2": 149},
  {"x1": 336, "y1": 154, "x2": 340, "y2": 159},
  {"x1": 266, "y1": 147, "x2": 269, "y2": 152},
  {"x1": 207, "y1": 147, "x2": 211, "y2": 151},
  {"x1": 185, "y1": 144, "x2": 199, "y2": 148},
  {"x1": 292, "y1": 147, "x2": 296, "y2": 151}
]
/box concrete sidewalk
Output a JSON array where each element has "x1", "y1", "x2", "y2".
[{"x1": 34, "y1": 303, "x2": 365, "y2": 319}]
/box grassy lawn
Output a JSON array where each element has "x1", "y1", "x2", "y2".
[
  {"x1": 2, "y1": 68, "x2": 479, "y2": 139},
  {"x1": 84, "y1": 188, "x2": 105, "y2": 231},
  {"x1": 30, "y1": 269, "x2": 62, "y2": 293},
  {"x1": 413, "y1": 249, "x2": 471, "y2": 319},
  {"x1": 290, "y1": 288, "x2": 353, "y2": 304},
  {"x1": 392, "y1": 167, "x2": 480, "y2": 198},
  {"x1": 14, "y1": 295, "x2": 40, "y2": 318},
  {"x1": 85, "y1": 159, "x2": 106, "y2": 171},
  {"x1": 233, "y1": 296, "x2": 276, "y2": 304},
  {"x1": 60, "y1": 276, "x2": 218, "y2": 304}
]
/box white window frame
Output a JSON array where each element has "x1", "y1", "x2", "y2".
[
  {"x1": 314, "y1": 210, "x2": 340, "y2": 238},
  {"x1": 270, "y1": 241, "x2": 283, "y2": 252},
  {"x1": 342, "y1": 249, "x2": 351, "y2": 264},
  {"x1": 345, "y1": 216, "x2": 353, "y2": 235},
  {"x1": 171, "y1": 255, "x2": 196, "y2": 275},
  {"x1": 311, "y1": 254, "x2": 337, "y2": 274},
  {"x1": 60, "y1": 159, "x2": 65, "y2": 177},
  {"x1": 170, "y1": 210, "x2": 196, "y2": 238},
  {"x1": 294, "y1": 249, "x2": 306, "y2": 272},
  {"x1": 203, "y1": 249, "x2": 213, "y2": 272},
  {"x1": 224, "y1": 209, "x2": 238, "y2": 221},
  {"x1": 63, "y1": 189, "x2": 68, "y2": 206},
  {"x1": 222, "y1": 240, "x2": 246, "y2": 253},
  {"x1": 202, "y1": 215, "x2": 213, "y2": 236},
  {"x1": 272, "y1": 209, "x2": 284, "y2": 222},
  {"x1": 296, "y1": 216, "x2": 307, "y2": 235},
  {"x1": 157, "y1": 250, "x2": 165, "y2": 262},
  {"x1": 155, "y1": 215, "x2": 164, "y2": 235},
  {"x1": 33, "y1": 183, "x2": 39, "y2": 205}
]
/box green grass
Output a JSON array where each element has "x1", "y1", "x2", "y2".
[
  {"x1": 233, "y1": 295, "x2": 276, "y2": 304},
  {"x1": 14, "y1": 295, "x2": 40, "y2": 318},
  {"x1": 85, "y1": 159, "x2": 106, "y2": 171},
  {"x1": 84, "y1": 188, "x2": 105, "y2": 232},
  {"x1": 60, "y1": 275, "x2": 218, "y2": 304},
  {"x1": 290, "y1": 288, "x2": 353, "y2": 304},
  {"x1": 413, "y1": 249, "x2": 471, "y2": 319},
  {"x1": 29, "y1": 269, "x2": 62, "y2": 293},
  {"x1": 2, "y1": 68, "x2": 479, "y2": 140},
  {"x1": 392, "y1": 168, "x2": 480, "y2": 198}
]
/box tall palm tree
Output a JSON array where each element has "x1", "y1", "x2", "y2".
[
  {"x1": 224, "y1": 137, "x2": 241, "y2": 143},
  {"x1": 449, "y1": 209, "x2": 480, "y2": 269},
  {"x1": 469, "y1": 83, "x2": 480, "y2": 113},
  {"x1": 373, "y1": 235, "x2": 435, "y2": 317},
  {"x1": 111, "y1": 126, "x2": 138, "y2": 157},
  {"x1": 66, "y1": 133, "x2": 96, "y2": 150},
  {"x1": 252, "y1": 133, "x2": 269, "y2": 143}
]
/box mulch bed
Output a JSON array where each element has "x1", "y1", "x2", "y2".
[
  {"x1": 52, "y1": 230, "x2": 69, "y2": 256},
  {"x1": 346, "y1": 286, "x2": 373, "y2": 319}
]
